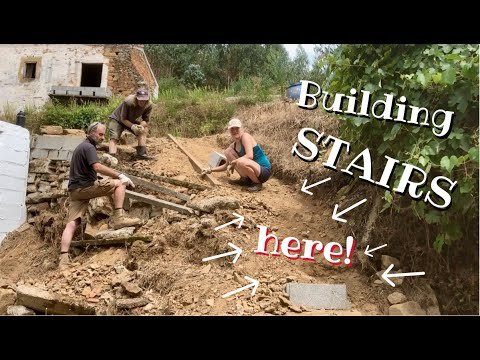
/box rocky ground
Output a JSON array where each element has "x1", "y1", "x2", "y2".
[{"x1": 0, "y1": 135, "x2": 441, "y2": 316}]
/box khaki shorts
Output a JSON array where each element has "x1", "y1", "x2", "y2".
[
  {"x1": 67, "y1": 178, "x2": 116, "y2": 223},
  {"x1": 108, "y1": 119, "x2": 133, "y2": 140}
]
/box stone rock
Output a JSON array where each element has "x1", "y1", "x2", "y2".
[
  {"x1": 27, "y1": 202, "x2": 50, "y2": 213},
  {"x1": 99, "y1": 153, "x2": 118, "y2": 166},
  {"x1": 27, "y1": 184, "x2": 37, "y2": 193},
  {"x1": 111, "y1": 272, "x2": 133, "y2": 286},
  {"x1": 121, "y1": 282, "x2": 142, "y2": 297},
  {"x1": 164, "y1": 210, "x2": 188, "y2": 223},
  {"x1": 63, "y1": 129, "x2": 86, "y2": 136},
  {"x1": 206, "y1": 299, "x2": 215, "y2": 307},
  {"x1": 116, "y1": 297, "x2": 148, "y2": 309},
  {"x1": 388, "y1": 301, "x2": 426, "y2": 315},
  {"x1": 7, "y1": 305, "x2": 35, "y2": 315},
  {"x1": 95, "y1": 227, "x2": 135, "y2": 240},
  {"x1": 40, "y1": 125, "x2": 63, "y2": 135},
  {"x1": 279, "y1": 295, "x2": 292, "y2": 307},
  {"x1": 200, "y1": 217, "x2": 216, "y2": 229},
  {"x1": 16, "y1": 285, "x2": 95, "y2": 315},
  {"x1": 88, "y1": 196, "x2": 113, "y2": 217},
  {"x1": 27, "y1": 173, "x2": 36, "y2": 184},
  {"x1": 187, "y1": 196, "x2": 239, "y2": 213},
  {"x1": 172, "y1": 175, "x2": 186, "y2": 182},
  {"x1": 381, "y1": 255, "x2": 401, "y2": 269},
  {"x1": 29, "y1": 159, "x2": 53, "y2": 174},
  {"x1": 128, "y1": 204, "x2": 151, "y2": 222},
  {"x1": 84, "y1": 223, "x2": 98, "y2": 239},
  {"x1": 376, "y1": 270, "x2": 403, "y2": 286},
  {"x1": 0, "y1": 288, "x2": 17, "y2": 314},
  {"x1": 119, "y1": 131, "x2": 136, "y2": 145},
  {"x1": 387, "y1": 292, "x2": 407, "y2": 305},
  {"x1": 38, "y1": 181, "x2": 51, "y2": 192},
  {"x1": 289, "y1": 305, "x2": 303, "y2": 313}
]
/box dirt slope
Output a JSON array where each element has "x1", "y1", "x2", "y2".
[{"x1": 0, "y1": 135, "x2": 388, "y2": 315}]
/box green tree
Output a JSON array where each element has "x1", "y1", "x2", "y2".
[{"x1": 320, "y1": 44, "x2": 479, "y2": 253}]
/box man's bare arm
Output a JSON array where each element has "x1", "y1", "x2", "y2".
[{"x1": 92, "y1": 162, "x2": 121, "y2": 178}]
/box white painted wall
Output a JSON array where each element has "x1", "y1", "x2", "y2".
[
  {"x1": 0, "y1": 44, "x2": 108, "y2": 113},
  {"x1": 0, "y1": 120, "x2": 30, "y2": 243}
]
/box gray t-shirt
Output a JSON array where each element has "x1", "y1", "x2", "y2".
[
  {"x1": 68, "y1": 138, "x2": 99, "y2": 191},
  {"x1": 109, "y1": 95, "x2": 152, "y2": 126}
]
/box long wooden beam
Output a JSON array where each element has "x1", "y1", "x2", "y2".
[
  {"x1": 114, "y1": 165, "x2": 209, "y2": 191},
  {"x1": 125, "y1": 190, "x2": 194, "y2": 215},
  {"x1": 71, "y1": 235, "x2": 152, "y2": 247},
  {"x1": 127, "y1": 173, "x2": 190, "y2": 202},
  {"x1": 167, "y1": 134, "x2": 221, "y2": 186}
]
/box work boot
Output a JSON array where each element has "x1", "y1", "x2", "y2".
[
  {"x1": 109, "y1": 208, "x2": 143, "y2": 230},
  {"x1": 247, "y1": 183, "x2": 263, "y2": 192},
  {"x1": 58, "y1": 252, "x2": 71, "y2": 271},
  {"x1": 228, "y1": 176, "x2": 253, "y2": 186},
  {"x1": 134, "y1": 146, "x2": 156, "y2": 160}
]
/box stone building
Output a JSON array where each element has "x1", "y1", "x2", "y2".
[{"x1": 0, "y1": 44, "x2": 159, "y2": 113}]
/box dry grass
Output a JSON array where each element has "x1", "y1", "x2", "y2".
[{"x1": 235, "y1": 100, "x2": 341, "y2": 185}]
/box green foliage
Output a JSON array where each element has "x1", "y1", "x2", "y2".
[
  {"x1": 40, "y1": 98, "x2": 122, "y2": 131},
  {"x1": 182, "y1": 64, "x2": 206, "y2": 89},
  {"x1": 151, "y1": 87, "x2": 235, "y2": 137},
  {"x1": 321, "y1": 44, "x2": 479, "y2": 253},
  {"x1": 145, "y1": 44, "x2": 302, "y2": 92}
]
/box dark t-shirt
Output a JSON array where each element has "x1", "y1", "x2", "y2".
[
  {"x1": 109, "y1": 95, "x2": 152, "y2": 127},
  {"x1": 68, "y1": 137, "x2": 99, "y2": 191}
]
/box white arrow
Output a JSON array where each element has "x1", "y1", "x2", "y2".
[
  {"x1": 381, "y1": 264, "x2": 425, "y2": 287},
  {"x1": 202, "y1": 242, "x2": 242, "y2": 264},
  {"x1": 214, "y1": 212, "x2": 244, "y2": 231},
  {"x1": 364, "y1": 243, "x2": 388, "y2": 257},
  {"x1": 332, "y1": 198, "x2": 367, "y2": 223},
  {"x1": 222, "y1": 276, "x2": 259, "y2": 298},
  {"x1": 301, "y1": 177, "x2": 331, "y2": 195}
]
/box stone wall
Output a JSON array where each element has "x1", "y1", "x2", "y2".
[{"x1": 104, "y1": 45, "x2": 158, "y2": 99}]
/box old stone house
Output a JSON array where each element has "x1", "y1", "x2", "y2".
[{"x1": 0, "y1": 44, "x2": 159, "y2": 113}]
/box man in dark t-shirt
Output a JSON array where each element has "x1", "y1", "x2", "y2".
[
  {"x1": 59, "y1": 122, "x2": 142, "y2": 269},
  {"x1": 108, "y1": 88, "x2": 155, "y2": 160}
]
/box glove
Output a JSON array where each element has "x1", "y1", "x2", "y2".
[
  {"x1": 131, "y1": 124, "x2": 145, "y2": 136},
  {"x1": 118, "y1": 174, "x2": 135, "y2": 188},
  {"x1": 201, "y1": 167, "x2": 212, "y2": 175}
]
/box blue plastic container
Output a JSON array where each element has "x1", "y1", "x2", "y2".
[{"x1": 286, "y1": 82, "x2": 302, "y2": 101}]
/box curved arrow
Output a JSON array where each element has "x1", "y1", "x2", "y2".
[
  {"x1": 202, "y1": 242, "x2": 242, "y2": 264},
  {"x1": 381, "y1": 264, "x2": 425, "y2": 287},
  {"x1": 222, "y1": 276, "x2": 259, "y2": 298}
]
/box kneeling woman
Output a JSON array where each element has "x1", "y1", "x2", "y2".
[{"x1": 203, "y1": 118, "x2": 271, "y2": 192}]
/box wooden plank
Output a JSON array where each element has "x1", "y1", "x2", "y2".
[
  {"x1": 114, "y1": 165, "x2": 209, "y2": 191},
  {"x1": 125, "y1": 190, "x2": 194, "y2": 215},
  {"x1": 126, "y1": 173, "x2": 190, "y2": 202},
  {"x1": 167, "y1": 134, "x2": 221, "y2": 186},
  {"x1": 71, "y1": 235, "x2": 152, "y2": 247}
]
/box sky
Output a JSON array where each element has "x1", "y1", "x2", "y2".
[{"x1": 283, "y1": 44, "x2": 317, "y2": 63}]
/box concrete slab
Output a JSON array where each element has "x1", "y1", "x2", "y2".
[{"x1": 286, "y1": 283, "x2": 351, "y2": 310}]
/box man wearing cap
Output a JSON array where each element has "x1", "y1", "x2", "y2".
[
  {"x1": 59, "y1": 122, "x2": 142, "y2": 269},
  {"x1": 108, "y1": 88, "x2": 155, "y2": 160}
]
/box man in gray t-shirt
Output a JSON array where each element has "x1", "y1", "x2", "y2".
[
  {"x1": 108, "y1": 88, "x2": 155, "y2": 160},
  {"x1": 59, "y1": 122, "x2": 142, "y2": 270}
]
